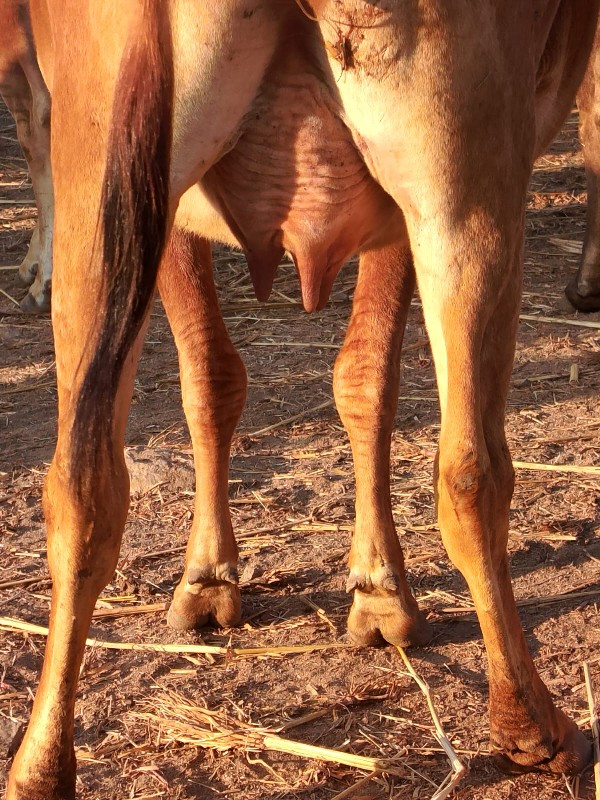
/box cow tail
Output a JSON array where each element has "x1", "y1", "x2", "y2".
[{"x1": 71, "y1": 0, "x2": 174, "y2": 487}]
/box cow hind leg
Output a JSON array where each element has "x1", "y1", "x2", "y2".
[
  {"x1": 8, "y1": 4, "x2": 173, "y2": 795},
  {"x1": 6, "y1": 273, "x2": 150, "y2": 800},
  {"x1": 329, "y1": 2, "x2": 590, "y2": 765},
  {"x1": 334, "y1": 244, "x2": 431, "y2": 647},
  {"x1": 416, "y1": 222, "x2": 589, "y2": 773},
  {"x1": 479, "y1": 284, "x2": 589, "y2": 771},
  {"x1": 159, "y1": 229, "x2": 246, "y2": 630}
]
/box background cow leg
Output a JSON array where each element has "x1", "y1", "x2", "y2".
[
  {"x1": 159, "y1": 229, "x2": 246, "y2": 630},
  {"x1": 566, "y1": 40, "x2": 600, "y2": 312},
  {"x1": 15, "y1": 222, "x2": 40, "y2": 287},
  {"x1": 1, "y1": 62, "x2": 53, "y2": 312},
  {"x1": 18, "y1": 59, "x2": 53, "y2": 313},
  {"x1": 333, "y1": 244, "x2": 431, "y2": 647},
  {"x1": 413, "y1": 218, "x2": 590, "y2": 774}
]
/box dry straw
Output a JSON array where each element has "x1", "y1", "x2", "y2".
[
  {"x1": 549, "y1": 237, "x2": 583, "y2": 255},
  {"x1": 0, "y1": 616, "x2": 349, "y2": 659},
  {"x1": 519, "y1": 313, "x2": 600, "y2": 330},
  {"x1": 512, "y1": 461, "x2": 600, "y2": 476},
  {"x1": 0, "y1": 286, "x2": 20, "y2": 307},
  {"x1": 133, "y1": 689, "x2": 409, "y2": 776},
  {"x1": 127, "y1": 646, "x2": 467, "y2": 800},
  {"x1": 396, "y1": 647, "x2": 468, "y2": 800},
  {"x1": 583, "y1": 663, "x2": 600, "y2": 800}
]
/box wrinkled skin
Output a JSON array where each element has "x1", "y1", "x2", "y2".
[
  {"x1": 7, "y1": 1, "x2": 599, "y2": 798},
  {"x1": 566, "y1": 22, "x2": 600, "y2": 312},
  {"x1": 0, "y1": 0, "x2": 52, "y2": 312}
]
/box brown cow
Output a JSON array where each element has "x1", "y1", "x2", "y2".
[
  {"x1": 566, "y1": 21, "x2": 600, "y2": 312},
  {"x1": 7, "y1": 2, "x2": 599, "y2": 798},
  {"x1": 0, "y1": 0, "x2": 52, "y2": 312}
]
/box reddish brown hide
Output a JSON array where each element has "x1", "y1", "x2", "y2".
[{"x1": 6, "y1": 1, "x2": 600, "y2": 798}]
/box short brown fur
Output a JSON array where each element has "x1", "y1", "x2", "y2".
[{"x1": 7, "y1": 2, "x2": 600, "y2": 798}]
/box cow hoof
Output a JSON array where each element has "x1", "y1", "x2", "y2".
[
  {"x1": 7, "y1": 746, "x2": 76, "y2": 800},
  {"x1": 491, "y1": 711, "x2": 592, "y2": 776},
  {"x1": 19, "y1": 289, "x2": 51, "y2": 314},
  {"x1": 564, "y1": 281, "x2": 600, "y2": 313},
  {"x1": 347, "y1": 590, "x2": 432, "y2": 647},
  {"x1": 15, "y1": 265, "x2": 37, "y2": 288},
  {"x1": 6, "y1": 777, "x2": 75, "y2": 800},
  {"x1": 167, "y1": 565, "x2": 241, "y2": 630}
]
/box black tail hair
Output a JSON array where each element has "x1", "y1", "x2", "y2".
[{"x1": 71, "y1": 0, "x2": 174, "y2": 490}]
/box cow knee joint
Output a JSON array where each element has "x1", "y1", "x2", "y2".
[{"x1": 440, "y1": 453, "x2": 489, "y2": 507}]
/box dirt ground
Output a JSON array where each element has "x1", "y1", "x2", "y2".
[{"x1": 0, "y1": 99, "x2": 599, "y2": 800}]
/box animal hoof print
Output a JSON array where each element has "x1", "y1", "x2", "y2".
[
  {"x1": 167, "y1": 581, "x2": 242, "y2": 630},
  {"x1": 347, "y1": 590, "x2": 432, "y2": 648},
  {"x1": 492, "y1": 720, "x2": 592, "y2": 776}
]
